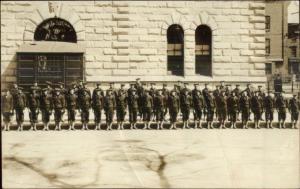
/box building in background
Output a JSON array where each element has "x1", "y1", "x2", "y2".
[
  {"x1": 287, "y1": 0, "x2": 300, "y2": 81},
  {"x1": 0, "y1": 1, "x2": 269, "y2": 91}
]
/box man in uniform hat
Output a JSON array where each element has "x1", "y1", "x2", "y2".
[
  {"x1": 232, "y1": 84, "x2": 241, "y2": 98},
  {"x1": 10, "y1": 83, "x2": 19, "y2": 98},
  {"x1": 92, "y1": 84, "x2": 104, "y2": 130},
  {"x1": 1, "y1": 89, "x2": 14, "y2": 131},
  {"x1": 168, "y1": 90, "x2": 180, "y2": 129},
  {"x1": 108, "y1": 82, "x2": 118, "y2": 97},
  {"x1": 149, "y1": 83, "x2": 157, "y2": 121},
  {"x1": 116, "y1": 84, "x2": 128, "y2": 130},
  {"x1": 202, "y1": 83, "x2": 209, "y2": 121},
  {"x1": 288, "y1": 93, "x2": 299, "y2": 129},
  {"x1": 251, "y1": 91, "x2": 263, "y2": 129},
  {"x1": 224, "y1": 84, "x2": 231, "y2": 97},
  {"x1": 103, "y1": 89, "x2": 116, "y2": 130},
  {"x1": 227, "y1": 91, "x2": 239, "y2": 129},
  {"x1": 154, "y1": 89, "x2": 165, "y2": 129},
  {"x1": 216, "y1": 90, "x2": 227, "y2": 129},
  {"x1": 128, "y1": 89, "x2": 139, "y2": 129},
  {"x1": 78, "y1": 89, "x2": 91, "y2": 130},
  {"x1": 27, "y1": 89, "x2": 40, "y2": 130},
  {"x1": 244, "y1": 83, "x2": 253, "y2": 121},
  {"x1": 239, "y1": 91, "x2": 250, "y2": 129},
  {"x1": 40, "y1": 89, "x2": 53, "y2": 131},
  {"x1": 206, "y1": 91, "x2": 216, "y2": 129},
  {"x1": 31, "y1": 82, "x2": 41, "y2": 95},
  {"x1": 68, "y1": 82, "x2": 79, "y2": 96},
  {"x1": 142, "y1": 90, "x2": 153, "y2": 129},
  {"x1": 192, "y1": 89, "x2": 205, "y2": 129},
  {"x1": 213, "y1": 85, "x2": 220, "y2": 121},
  {"x1": 275, "y1": 92, "x2": 287, "y2": 129},
  {"x1": 44, "y1": 81, "x2": 54, "y2": 95},
  {"x1": 53, "y1": 89, "x2": 66, "y2": 130},
  {"x1": 192, "y1": 83, "x2": 201, "y2": 98},
  {"x1": 127, "y1": 83, "x2": 136, "y2": 97},
  {"x1": 220, "y1": 81, "x2": 225, "y2": 91},
  {"x1": 264, "y1": 91, "x2": 275, "y2": 128},
  {"x1": 14, "y1": 87, "x2": 26, "y2": 131},
  {"x1": 180, "y1": 88, "x2": 193, "y2": 129},
  {"x1": 57, "y1": 82, "x2": 67, "y2": 98},
  {"x1": 66, "y1": 88, "x2": 78, "y2": 130}
]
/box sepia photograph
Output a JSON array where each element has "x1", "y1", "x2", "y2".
[{"x1": 1, "y1": 0, "x2": 300, "y2": 188}]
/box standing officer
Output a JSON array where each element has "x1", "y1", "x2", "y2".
[
  {"x1": 66, "y1": 88, "x2": 78, "y2": 130},
  {"x1": 162, "y1": 83, "x2": 169, "y2": 120},
  {"x1": 103, "y1": 90, "x2": 116, "y2": 130},
  {"x1": 44, "y1": 81, "x2": 54, "y2": 95},
  {"x1": 53, "y1": 89, "x2": 65, "y2": 130},
  {"x1": 142, "y1": 90, "x2": 153, "y2": 129},
  {"x1": 116, "y1": 84, "x2": 127, "y2": 130},
  {"x1": 92, "y1": 84, "x2": 104, "y2": 130},
  {"x1": 192, "y1": 89, "x2": 205, "y2": 129},
  {"x1": 213, "y1": 85, "x2": 220, "y2": 121},
  {"x1": 206, "y1": 91, "x2": 216, "y2": 129},
  {"x1": 149, "y1": 83, "x2": 157, "y2": 121},
  {"x1": 180, "y1": 89, "x2": 193, "y2": 129},
  {"x1": 224, "y1": 84, "x2": 231, "y2": 97},
  {"x1": 275, "y1": 92, "x2": 287, "y2": 129},
  {"x1": 128, "y1": 89, "x2": 139, "y2": 129},
  {"x1": 40, "y1": 89, "x2": 53, "y2": 131},
  {"x1": 239, "y1": 91, "x2": 250, "y2": 129},
  {"x1": 10, "y1": 83, "x2": 20, "y2": 98},
  {"x1": 1, "y1": 89, "x2": 14, "y2": 131},
  {"x1": 227, "y1": 91, "x2": 239, "y2": 129},
  {"x1": 168, "y1": 90, "x2": 180, "y2": 129},
  {"x1": 251, "y1": 91, "x2": 263, "y2": 129},
  {"x1": 216, "y1": 91, "x2": 227, "y2": 129},
  {"x1": 288, "y1": 94, "x2": 299, "y2": 129},
  {"x1": 27, "y1": 89, "x2": 40, "y2": 131},
  {"x1": 108, "y1": 82, "x2": 118, "y2": 97},
  {"x1": 202, "y1": 83, "x2": 209, "y2": 121},
  {"x1": 154, "y1": 89, "x2": 165, "y2": 129},
  {"x1": 14, "y1": 87, "x2": 26, "y2": 131},
  {"x1": 232, "y1": 84, "x2": 241, "y2": 98},
  {"x1": 137, "y1": 82, "x2": 146, "y2": 120},
  {"x1": 264, "y1": 92, "x2": 274, "y2": 128},
  {"x1": 57, "y1": 82, "x2": 67, "y2": 98},
  {"x1": 78, "y1": 89, "x2": 91, "y2": 130}
]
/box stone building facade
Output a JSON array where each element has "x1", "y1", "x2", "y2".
[{"x1": 1, "y1": 1, "x2": 267, "y2": 90}]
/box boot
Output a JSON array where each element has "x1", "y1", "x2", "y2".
[
  {"x1": 109, "y1": 123, "x2": 113, "y2": 130},
  {"x1": 58, "y1": 123, "x2": 62, "y2": 131},
  {"x1": 160, "y1": 121, "x2": 164, "y2": 130},
  {"x1": 293, "y1": 122, "x2": 298, "y2": 129},
  {"x1": 130, "y1": 123, "x2": 133, "y2": 130},
  {"x1": 257, "y1": 121, "x2": 260, "y2": 129},
  {"x1": 120, "y1": 122, "x2": 124, "y2": 130},
  {"x1": 133, "y1": 123, "x2": 137, "y2": 129},
  {"x1": 282, "y1": 121, "x2": 286, "y2": 129},
  {"x1": 186, "y1": 121, "x2": 190, "y2": 129},
  {"x1": 33, "y1": 123, "x2": 37, "y2": 131},
  {"x1": 199, "y1": 121, "x2": 202, "y2": 129},
  {"x1": 157, "y1": 123, "x2": 160, "y2": 130},
  {"x1": 86, "y1": 123, "x2": 89, "y2": 130},
  {"x1": 233, "y1": 122, "x2": 237, "y2": 129},
  {"x1": 143, "y1": 123, "x2": 147, "y2": 130},
  {"x1": 19, "y1": 123, "x2": 23, "y2": 131},
  {"x1": 170, "y1": 123, "x2": 174, "y2": 130},
  {"x1": 44, "y1": 123, "x2": 49, "y2": 131},
  {"x1": 174, "y1": 123, "x2": 177, "y2": 129},
  {"x1": 117, "y1": 123, "x2": 121, "y2": 130},
  {"x1": 71, "y1": 122, "x2": 75, "y2": 130},
  {"x1": 147, "y1": 122, "x2": 151, "y2": 130},
  {"x1": 269, "y1": 121, "x2": 273, "y2": 129}
]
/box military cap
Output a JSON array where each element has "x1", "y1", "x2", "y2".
[
  {"x1": 258, "y1": 85, "x2": 262, "y2": 88},
  {"x1": 216, "y1": 85, "x2": 220, "y2": 87},
  {"x1": 142, "y1": 82, "x2": 146, "y2": 86},
  {"x1": 150, "y1": 83, "x2": 156, "y2": 85},
  {"x1": 236, "y1": 84, "x2": 240, "y2": 86},
  {"x1": 130, "y1": 83, "x2": 135, "y2": 86},
  {"x1": 96, "y1": 83, "x2": 101, "y2": 86},
  {"x1": 46, "y1": 81, "x2": 52, "y2": 85},
  {"x1": 54, "y1": 88, "x2": 61, "y2": 92},
  {"x1": 220, "y1": 80, "x2": 225, "y2": 83},
  {"x1": 136, "y1": 78, "x2": 141, "y2": 81},
  {"x1": 131, "y1": 88, "x2": 137, "y2": 92},
  {"x1": 226, "y1": 84, "x2": 231, "y2": 86},
  {"x1": 163, "y1": 83, "x2": 167, "y2": 86},
  {"x1": 194, "y1": 83, "x2": 199, "y2": 86},
  {"x1": 109, "y1": 82, "x2": 115, "y2": 84},
  {"x1": 293, "y1": 93, "x2": 297, "y2": 96},
  {"x1": 247, "y1": 83, "x2": 251, "y2": 86},
  {"x1": 204, "y1": 83, "x2": 208, "y2": 85},
  {"x1": 184, "y1": 82, "x2": 189, "y2": 85},
  {"x1": 57, "y1": 82, "x2": 64, "y2": 85},
  {"x1": 121, "y1": 84, "x2": 125, "y2": 87}
]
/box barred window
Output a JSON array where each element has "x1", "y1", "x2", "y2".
[
  {"x1": 195, "y1": 25, "x2": 212, "y2": 76},
  {"x1": 265, "y1": 63, "x2": 272, "y2": 75},
  {"x1": 167, "y1": 24, "x2": 184, "y2": 76},
  {"x1": 265, "y1": 16, "x2": 270, "y2": 31},
  {"x1": 266, "y1": 38, "x2": 270, "y2": 55}
]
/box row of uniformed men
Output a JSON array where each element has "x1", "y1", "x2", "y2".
[{"x1": 1, "y1": 80, "x2": 299, "y2": 131}]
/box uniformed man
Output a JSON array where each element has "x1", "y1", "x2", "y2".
[
  {"x1": 31, "y1": 82, "x2": 41, "y2": 95},
  {"x1": 142, "y1": 90, "x2": 153, "y2": 129},
  {"x1": 251, "y1": 91, "x2": 263, "y2": 129},
  {"x1": 239, "y1": 91, "x2": 250, "y2": 129},
  {"x1": 216, "y1": 90, "x2": 227, "y2": 129},
  {"x1": 128, "y1": 89, "x2": 139, "y2": 129},
  {"x1": 288, "y1": 94, "x2": 299, "y2": 129},
  {"x1": 213, "y1": 85, "x2": 220, "y2": 121},
  {"x1": 275, "y1": 92, "x2": 287, "y2": 129},
  {"x1": 68, "y1": 82, "x2": 79, "y2": 96},
  {"x1": 192, "y1": 89, "x2": 205, "y2": 129},
  {"x1": 180, "y1": 82, "x2": 191, "y2": 96},
  {"x1": 224, "y1": 84, "x2": 231, "y2": 97},
  {"x1": 40, "y1": 89, "x2": 53, "y2": 131},
  {"x1": 92, "y1": 84, "x2": 104, "y2": 130},
  {"x1": 257, "y1": 85, "x2": 265, "y2": 121},
  {"x1": 14, "y1": 87, "x2": 26, "y2": 131},
  {"x1": 10, "y1": 83, "x2": 19, "y2": 98},
  {"x1": 137, "y1": 82, "x2": 146, "y2": 120},
  {"x1": 220, "y1": 81, "x2": 225, "y2": 91},
  {"x1": 154, "y1": 89, "x2": 165, "y2": 129},
  {"x1": 206, "y1": 91, "x2": 216, "y2": 129},
  {"x1": 149, "y1": 83, "x2": 157, "y2": 121},
  {"x1": 66, "y1": 88, "x2": 78, "y2": 130},
  {"x1": 1, "y1": 89, "x2": 14, "y2": 131},
  {"x1": 78, "y1": 89, "x2": 91, "y2": 130},
  {"x1": 180, "y1": 89, "x2": 193, "y2": 129},
  {"x1": 244, "y1": 83, "x2": 252, "y2": 97},
  {"x1": 227, "y1": 91, "x2": 239, "y2": 129},
  {"x1": 127, "y1": 83, "x2": 136, "y2": 97},
  {"x1": 202, "y1": 83, "x2": 209, "y2": 121},
  {"x1": 78, "y1": 81, "x2": 91, "y2": 99},
  {"x1": 53, "y1": 89, "x2": 65, "y2": 130},
  {"x1": 57, "y1": 82, "x2": 67, "y2": 98},
  {"x1": 27, "y1": 89, "x2": 40, "y2": 131},
  {"x1": 108, "y1": 82, "x2": 118, "y2": 97},
  {"x1": 168, "y1": 90, "x2": 180, "y2": 129},
  {"x1": 103, "y1": 89, "x2": 116, "y2": 130},
  {"x1": 116, "y1": 84, "x2": 127, "y2": 130},
  {"x1": 162, "y1": 83, "x2": 169, "y2": 120},
  {"x1": 264, "y1": 92, "x2": 274, "y2": 129}
]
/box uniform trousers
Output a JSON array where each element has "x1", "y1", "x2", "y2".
[{"x1": 93, "y1": 107, "x2": 102, "y2": 123}]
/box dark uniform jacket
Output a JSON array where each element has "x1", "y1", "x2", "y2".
[
  {"x1": 154, "y1": 94, "x2": 164, "y2": 111},
  {"x1": 79, "y1": 94, "x2": 91, "y2": 110},
  {"x1": 289, "y1": 98, "x2": 300, "y2": 112},
  {"x1": 180, "y1": 94, "x2": 193, "y2": 109},
  {"x1": 27, "y1": 93, "x2": 40, "y2": 109},
  {"x1": 128, "y1": 94, "x2": 139, "y2": 110},
  {"x1": 227, "y1": 95, "x2": 239, "y2": 112},
  {"x1": 1, "y1": 94, "x2": 14, "y2": 113},
  {"x1": 168, "y1": 95, "x2": 180, "y2": 111},
  {"x1": 116, "y1": 91, "x2": 127, "y2": 110},
  {"x1": 275, "y1": 96, "x2": 286, "y2": 109},
  {"x1": 251, "y1": 96, "x2": 262, "y2": 112},
  {"x1": 103, "y1": 95, "x2": 116, "y2": 111},
  {"x1": 143, "y1": 94, "x2": 153, "y2": 109},
  {"x1": 239, "y1": 96, "x2": 250, "y2": 110},
  {"x1": 192, "y1": 93, "x2": 206, "y2": 110},
  {"x1": 264, "y1": 96, "x2": 274, "y2": 111},
  {"x1": 206, "y1": 95, "x2": 216, "y2": 110},
  {"x1": 92, "y1": 92, "x2": 103, "y2": 110},
  {"x1": 53, "y1": 94, "x2": 65, "y2": 109},
  {"x1": 40, "y1": 94, "x2": 53, "y2": 110},
  {"x1": 14, "y1": 93, "x2": 26, "y2": 109},
  {"x1": 66, "y1": 94, "x2": 78, "y2": 110}
]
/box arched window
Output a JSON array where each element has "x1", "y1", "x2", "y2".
[
  {"x1": 34, "y1": 17, "x2": 77, "y2": 43},
  {"x1": 167, "y1": 24, "x2": 184, "y2": 76},
  {"x1": 195, "y1": 25, "x2": 212, "y2": 76}
]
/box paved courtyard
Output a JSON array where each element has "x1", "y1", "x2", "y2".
[{"x1": 2, "y1": 129, "x2": 299, "y2": 188}]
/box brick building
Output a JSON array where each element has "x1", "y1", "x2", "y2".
[{"x1": 1, "y1": 1, "x2": 268, "y2": 90}]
